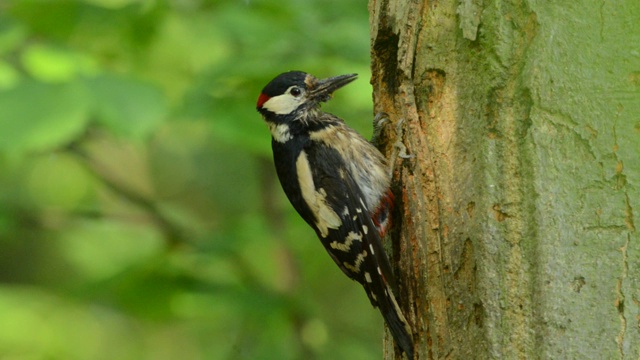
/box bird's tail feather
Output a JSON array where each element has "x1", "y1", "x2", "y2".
[{"x1": 378, "y1": 281, "x2": 414, "y2": 359}]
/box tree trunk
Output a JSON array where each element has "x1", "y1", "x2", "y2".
[{"x1": 369, "y1": 0, "x2": 639, "y2": 358}]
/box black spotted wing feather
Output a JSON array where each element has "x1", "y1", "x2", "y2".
[
  {"x1": 303, "y1": 143, "x2": 413, "y2": 356},
  {"x1": 303, "y1": 143, "x2": 394, "y2": 305}
]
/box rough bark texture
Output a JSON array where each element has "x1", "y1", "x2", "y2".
[{"x1": 369, "y1": 0, "x2": 639, "y2": 359}]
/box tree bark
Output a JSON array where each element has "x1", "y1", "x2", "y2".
[{"x1": 369, "y1": 0, "x2": 639, "y2": 359}]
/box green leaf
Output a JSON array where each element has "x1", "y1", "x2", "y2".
[
  {"x1": 21, "y1": 44, "x2": 99, "y2": 83},
  {"x1": 0, "y1": 80, "x2": 90, "y2": 153},
  {"x1": 60, "y1": 219, "x2": 163, "y2": 282},
  {"x1": 87, "y1": 74, "x2": 168, "y2": 138},
  {"x1": 0, "y1": 15, "x2": 27, "y2": 54},
  {"x1": 79, "y1": 0, "x2": 145, "y2": 9},
  {"x1": 0, "y1": 61, "x2": 20, "y2": 89},
  {"x1": 26, "y1": 154, "x2": 94, "y2": 211}
]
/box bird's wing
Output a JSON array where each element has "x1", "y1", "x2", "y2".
[{"x1": 295, "y1": 142, "x2": 394, "y2": 301}]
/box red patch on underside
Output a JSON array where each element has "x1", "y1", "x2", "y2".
[
  {"x1": 372, "y1": 190, "x2": 394, "y2": 237},
  {"x1": 257, "y1": 93, "x2": 270, "y2": 108}
]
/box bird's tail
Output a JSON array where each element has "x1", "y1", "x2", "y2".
[{"x1": 377, "y1": 280, "x2": 414, "y2": 359}]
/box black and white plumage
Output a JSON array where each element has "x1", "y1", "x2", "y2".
[{"x1": 256, "y1": 71, "x2": 413, "y2": 358}]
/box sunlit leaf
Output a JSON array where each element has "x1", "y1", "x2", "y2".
[
  {"x1": 21, "y1": 44, "x2": 99, "y2": 83},
  {"x1": 80, "y1": 0, "x2": 147, "y2": 9}
]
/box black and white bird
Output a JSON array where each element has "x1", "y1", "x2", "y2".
[{"x1": 256, "y1": 71, "x2": 414, "y2": 358}]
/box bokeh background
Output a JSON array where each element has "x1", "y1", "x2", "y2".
[{"x1": 0, "y1": 1, "x2": 382, "y2": 359}]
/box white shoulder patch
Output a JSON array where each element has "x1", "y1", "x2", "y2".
[{"x1": 296, "y1": 151, "x2": 341, "y2": 237}]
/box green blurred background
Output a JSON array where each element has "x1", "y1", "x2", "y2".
[{"x1": 0, "y1": 0, "x2": 382, "y2": 359}]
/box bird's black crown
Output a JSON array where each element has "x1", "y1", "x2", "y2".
[{"x1": 261, "y1": 71, "x2": 308, "y2": 97}]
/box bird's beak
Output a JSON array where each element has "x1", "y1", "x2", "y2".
[{"x1": 311, "y1": 73, "x2": 358, "y2": 103}]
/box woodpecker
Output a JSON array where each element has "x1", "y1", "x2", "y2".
[{"x1": 256, "y1": 71, "x2": 414, "y2": 358}]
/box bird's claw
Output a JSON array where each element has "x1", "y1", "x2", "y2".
[{"x1": 394, "y1": 118, "x2": 414, "y2": 159}]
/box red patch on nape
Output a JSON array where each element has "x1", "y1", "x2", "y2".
[{"x1": 257, "y1": 93, "x2": 270, "y2": 108}]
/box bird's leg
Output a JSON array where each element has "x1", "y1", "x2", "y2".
[
  {"x1": 393, "y1": 118, "x2": 413, "y2": 160},
  {"x1": 371, "y1": 113, "x2": 414, "y2": 177},
  {"x1": 371, "y1": 112, "x2": 390, "y2": 151}
]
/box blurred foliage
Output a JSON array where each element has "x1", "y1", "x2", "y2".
[{"x1": 0, "y1": 0, "x2": 382, "y2": 359}]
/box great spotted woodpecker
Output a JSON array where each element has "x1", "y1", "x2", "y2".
[{"x1": 256, "y1": 71, "x2": 414, "y2": 358}]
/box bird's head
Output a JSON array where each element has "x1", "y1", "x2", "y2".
[{"x1": 256, "y1": 71, "x2": 357, "y2": 119}]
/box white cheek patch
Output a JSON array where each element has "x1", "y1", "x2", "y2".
[{"x1": 262, "y1": 93, "x2": 302, "y2": 115}]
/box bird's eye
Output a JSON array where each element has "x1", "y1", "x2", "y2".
[{"x1": 290, "y1": 87, "x2": 302, "y2": 97}]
